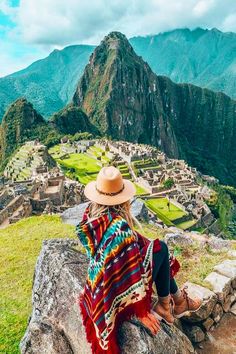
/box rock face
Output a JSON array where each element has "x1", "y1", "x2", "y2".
[
  {"x1": 73, "y1": 31, "x2": 236, "y2": 186},
  {"x1": 20, "y1": 239, "x2": 194, "y2": 354},
  {"x1": 61, "y1": 202, "x2": 89, "y2": 226}
]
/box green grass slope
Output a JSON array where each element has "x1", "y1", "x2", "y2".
[{"x1": 0, "y1": 215, "x2": 76, "y2": 354}]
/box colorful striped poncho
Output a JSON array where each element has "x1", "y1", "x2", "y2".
[{"x1": 76, "y1": 206, "x2": 179, "y2": 354}]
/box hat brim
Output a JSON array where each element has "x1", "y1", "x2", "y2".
[{"x1": 84, "y1": 179, "x2": 136, "y2": 206}]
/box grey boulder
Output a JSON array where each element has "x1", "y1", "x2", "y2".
[{"x1": 20, "y1": 239, "x2": 194, "y2": 354}]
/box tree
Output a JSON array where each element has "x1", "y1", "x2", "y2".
[{"x1": 163, "y1": 178, "x2": 175, "y2": 189}]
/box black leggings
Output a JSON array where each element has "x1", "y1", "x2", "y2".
[{"x1": 152, "y1": 240, "x2": 178, "y2": 297}]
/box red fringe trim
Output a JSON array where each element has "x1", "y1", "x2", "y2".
[
  {"x1": 153, "y1": 239, "x2": 161, "y2": 252},
  {"x1": 77, "y1": 287, "x2": 152, "y2": 354},
  {"x1": 170, "y1": 256, "x2": 181, "y2": 279}
]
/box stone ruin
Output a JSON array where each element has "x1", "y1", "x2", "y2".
[
  {"x1": 107, "y1": 140, "x2": 160, "y2": 163},
  {"x1": 4, "y1": 140, "x2": 55, "y2": 182},
  {"x1": 0, "y1": 173, "x2": 85, "y2": 227}
]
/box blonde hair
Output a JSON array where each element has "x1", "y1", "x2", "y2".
[{"x1": 87, "y1": 200, "x2": 142, "y2": 231}]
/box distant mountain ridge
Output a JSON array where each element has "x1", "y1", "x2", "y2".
[
  {"x1": 130, "y1": 27, "x2": 236, "y2": 99},
  {"x1": 0, "y1": 28, "x2": 236, "y2": 121},
  {"x1": 0, "y1": 45, "x2": 94, "y2": 120}
]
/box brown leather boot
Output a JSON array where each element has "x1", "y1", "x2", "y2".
[
  {"x1": 152, "y1": 295, "x2": 175, "y2": 325},
  {"x1": 173, "y1": 286, "x2": 202, "y2": 318}
]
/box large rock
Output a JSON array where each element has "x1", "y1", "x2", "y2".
[
  {"x1": 206, "y1": 237, "x2": 231, "y2": 253},
  {"x1": 131, "y1": 198, "x2": 149, "y2": 222},
  {"x1": 181, "y1": 282, "x2": 217, "y2": 322},
  {"x1": 61, "y1": 199, "x2": 149, "y2": 226},
  {"x1": 181, "y1": 325, "x2": 205, "y2": 344},
  {"x1": 204, "y1": 272, "x2": 231, "y2": 301},
  {"x1": 164, "y1": 233, "x2": 194, "y2": 248},
  {"x1": 61, "y1": 202, "x2": 89, "y2": 226},
  {"x1": 211, "y1": 303, "x2": 224, "y2": 323},
  {"x1": 213, "y1": 259, "x2": 236, "y2": 279},
  {"x1": 20, "y1": 239, "x2": 194, "y2": 354}
]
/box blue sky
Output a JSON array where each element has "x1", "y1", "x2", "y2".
[
  {"x1": 1, "y1": 0, "x2": 236, "y2": 77},
  {"x1": 0, "y1": 0, "x2": 49, "y2": 76}
]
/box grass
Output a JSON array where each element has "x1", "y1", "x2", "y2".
[
  {"x1": 174, "y1": 247, "x2": 231, "y2": 288},
  {"x1": 145, "y1": 198, "x2": 186, "y2": 223},
  {"x1": 0, "y1": 215, "x2": 76, "y2": 354},
  {"x1": 175, "y1": 219, "x2": 198, "y2": 230},
  {"x1": 134, "y1": 183, "x2": 149, "y2": 196},
  {"x1": 136, "y1": 223, "x2": 231, "y2": 288},
  {"x1": 57, "y1": 153, "x2": 101, "y2": 184}
]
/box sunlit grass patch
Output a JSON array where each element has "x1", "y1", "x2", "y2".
[{"x1": 0, "y1": 215, "x2": 76, "y2": 354}]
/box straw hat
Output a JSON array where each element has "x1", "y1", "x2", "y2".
[{"x1": 84, "y1": 166, "x2": 136, "y2": 205}]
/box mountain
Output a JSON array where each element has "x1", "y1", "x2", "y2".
[
  {"x1": 0, "y1": 98, "x2": 49, "y2": 168},
  {"x1": 1, "y1": 28, "x2": 236, "y2": 121},
  {"x1": 73, "y1": 32, "x2": 236, "y2": 186},
  {"x1": 0, "y1": 45, "x2": 94, "y2": 120},
  {"x1": 49, "y1": 103, "x2": 98, "y2": 135},
  {"x1": 130, "y1": 28, "x2": 236, "y2": 99}
]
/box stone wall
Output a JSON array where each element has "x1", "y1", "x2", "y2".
[
  {"x1": 0, "y1": 207, "x2": 9, "y2": 224},
  {"x1": 179, "y1": 255, "x2": 236, "y2": 345},
  {"x1": 39, "y1": 178, "x2": 64, "y2": 206},
  {"x1": 0, "y1": 194, "x2": 24, "y2": 224},
  {"x1": 30, "y1": 197, "x2": 50, "y2": 212}
]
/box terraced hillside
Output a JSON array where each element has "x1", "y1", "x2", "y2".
[{"x1": 4, "y1": 142, "x2": 55, "y2": 181}]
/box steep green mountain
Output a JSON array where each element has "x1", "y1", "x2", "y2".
[
  {"x1": 0, "y1": 98, "x2": 50, "y2": 168},
  {"x1": 130, "y1": 28, "x2": 236, "y2": 99},
  {"x1": 0, "y1": 45, "x2": 94, "y2": 120},
  {"x1": 49, "y1": 103, "x2": 98, "y2": 135},
  {"x1": 1, "y1": 28, "x2": 236, "y2": 122},
  {"x1": 73, "y1": 32, "x2": 236, "y2": 186}
]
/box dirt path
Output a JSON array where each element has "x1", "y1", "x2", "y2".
[{"x1": 196, "y1": 313, "x2": 236, "y2": 354}]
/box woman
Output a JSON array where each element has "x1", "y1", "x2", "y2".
[{"x1": 76, "y1": 166, "x2": 201, "y2": 354}]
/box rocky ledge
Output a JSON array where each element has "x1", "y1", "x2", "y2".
[{"x1": 20, "y1": 239, "x2": 194, "y2": 354}]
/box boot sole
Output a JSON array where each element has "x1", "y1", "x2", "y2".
[
  {"x1": 174, "y1": 304, "x2": 202, "y2": 319},
  {"x1": 151, "y1": 310, "x2": 174, "y2": 326}
]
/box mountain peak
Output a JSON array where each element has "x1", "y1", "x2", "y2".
[
  {"x1": 73, "y1": 31, "x2": 157, "y2": 137},
  {"x1": 92, "y1": 31, "x2": 134, "y2": 62},
  {"x1": 104, "y1": 31, "x2": 127, "y2": 41}
]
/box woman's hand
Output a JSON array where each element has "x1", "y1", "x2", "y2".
[{"x1": 138, "y1": 312, "x2": 161, "y2": 335}]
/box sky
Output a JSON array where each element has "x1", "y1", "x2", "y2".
[{"x1": 0, "y1": 0, "x2": 236, "y2": 77}]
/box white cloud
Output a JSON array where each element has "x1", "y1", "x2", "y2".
[
  {"x1": 1, "y1": 0, "x2": 236, "y2": 76},
  {"x1": 13, "y1": 0, "x2": 236, "y2": 46},
  {"x1": 0, "y1": 0, "x2": 17, "y2": 19},
  {"x1": 222, "y1": 13, "x2": 236, "y2": 32},
  {"x1": 193, "y1": 0, "x2": 215, "y2": 17}
]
